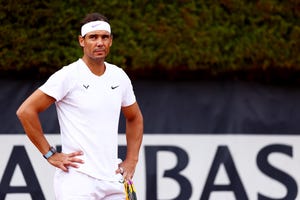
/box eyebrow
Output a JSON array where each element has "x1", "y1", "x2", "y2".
[{"x1": 87, "y1": 33, "x2": 111, "y2": 37}]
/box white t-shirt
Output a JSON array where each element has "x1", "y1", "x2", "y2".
[{"x1": 39, "y1": 59, "x2": 136, "y2": 181}]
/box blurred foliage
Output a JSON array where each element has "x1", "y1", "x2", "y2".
[{"x1": 0, "y1": 0, "x2": 299, "y2": 82}]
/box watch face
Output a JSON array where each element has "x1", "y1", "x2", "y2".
[{"x1": 43, "y1": 147, "x2": 57, "y2": 159}]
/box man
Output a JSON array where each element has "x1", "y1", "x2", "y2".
[{"x1": 16, "y1": 13, "x2": 143, "y2": 199}]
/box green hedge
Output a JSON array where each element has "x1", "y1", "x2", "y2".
[{"x1": 0, "y1": 0, "x2": 299, "y2": 81}]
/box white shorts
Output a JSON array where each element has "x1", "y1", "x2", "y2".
[{"x1": 54, "y1": 169, "x2": 125, "y2": 200}]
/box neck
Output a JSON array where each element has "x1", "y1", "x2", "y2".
[{"x1": 82, "y1": 57, "x2": 105, "y2": 76}]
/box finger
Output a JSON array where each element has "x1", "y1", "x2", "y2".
[
  {"x1": 115, "y1": 167, "x2": 123, "y2": 174},
  {"x1": 67, "y1": 162, "x2": 80, "y2": 169},
  {"x1": 121, "y1": 169, "x2": 130, "y2": 178},
  {"x1": 60, "y1": 164, "x2": 69, "y2": 172},
  {"x1": 123, "y1": 172, "x2": 132, "y2": 181},
  {"x1": 119, "y1": 167, "x2": 124, "y2": 174},
  {"x1": 124, "y1": 170, "x2": 134, "y2": 180},
  {"x1": 65, "y1": 157, "x2": 84, "y2": 168},
  {"x1": 67, "y1": 157, "x2": 85, "y2": 164},
  {"x1": 61, "y1": 158, "x2": 79, "y2": 168},
  {"x1": 68, "y1": 151, "x2": 84, "y2": 157}
]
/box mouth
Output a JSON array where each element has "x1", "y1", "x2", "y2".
[{"x1": 94, "y1": 49, "x2": 106, "y2": 55}]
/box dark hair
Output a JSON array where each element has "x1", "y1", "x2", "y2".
[{"x1": 80, "y1": 13, "x2": 109, "y2": 32}]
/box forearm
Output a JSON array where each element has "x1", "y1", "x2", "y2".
[
  {"x1": 125, "y1": 116, "x2": 143, "y2": 162},
  {"x1": 17, "y1": 107, "x2": 50, "y2": 155}
]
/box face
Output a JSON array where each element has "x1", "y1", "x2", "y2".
[{"x1": 79, "y1": 30, "x2": 113, "y2": 61}]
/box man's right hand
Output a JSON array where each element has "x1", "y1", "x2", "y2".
[{"x1": 48, "y1": 151, "x2": 84, "y2": 172}]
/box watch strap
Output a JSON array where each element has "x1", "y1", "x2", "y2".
[{"x1": 43, "y1": 146, "x2": 57, "y2": 159}]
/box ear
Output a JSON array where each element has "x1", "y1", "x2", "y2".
[{"x1": 78, "y1": 35, "x2": 84, "y2": 47}]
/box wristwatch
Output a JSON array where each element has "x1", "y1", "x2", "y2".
[{"x1": 43, "y1": 146, "x2": 57, "y2": 159}]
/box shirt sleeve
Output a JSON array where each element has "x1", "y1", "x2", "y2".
[
  {"x1": 39, "y1": 66, "x2": 74, "y2": 101},
  {"x1": 121, "y1": 69, "x2": 136, "y2": 107}
]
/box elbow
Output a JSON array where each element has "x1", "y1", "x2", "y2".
[
  {"x1": 16, "y1": 106, "x2": 24, "y2": 120},
  {"x1": 139, "y1": 114, "x2": 144, "y2": 127},
  {"x1": 16, "y1": 105, "x2": 29, "y2": 121},
  {"x1": 135, "y1": 112, "x2": 143, "y2": 126},
  {"x1": 128, "y1": 112, "x2": 143, "y2": 129},
  {"x1": 137, "y1": 113, "x2": 144, "y2": 132}
]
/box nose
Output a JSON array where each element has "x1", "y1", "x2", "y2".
[{"x1": 96, "y1": 38, "x2": 104, "y2": 46}]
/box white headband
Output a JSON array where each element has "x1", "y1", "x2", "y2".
[{"x1": 81, "y1": 21, "x2": 111, "y2": 36}]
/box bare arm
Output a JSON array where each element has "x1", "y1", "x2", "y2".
[
  {"x1": 16, "y1": 89, "x2": 84, "y2": 171},
  {"x1": 117, "y1": 102, "x2": 143, "y2": 180},
  {"x1": 16, "y1": 89, "x2": 55, "y2": 154}
]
